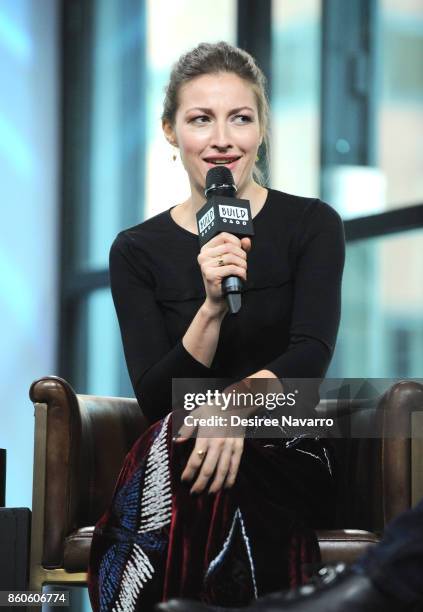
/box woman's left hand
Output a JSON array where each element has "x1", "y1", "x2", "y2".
[
  {"x1": 175, "y1": 402, "x2": 245, "y2": 494},
  {"x1": 180, "y1": 434, "x2": 244, "y2": 495}
]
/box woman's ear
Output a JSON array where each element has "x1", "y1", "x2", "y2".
[{"x1": 162, "y1": 120, "x2": 177, "y2": 147}]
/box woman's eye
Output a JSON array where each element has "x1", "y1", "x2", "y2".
[
  {"x1": 233, "y1": 114, "x2": 253, "y2": 124},
  {"x1": 190, "y1": 115, "x2": 210, "y2": 124}
]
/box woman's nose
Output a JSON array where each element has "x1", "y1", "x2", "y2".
[{"x1": 210, "y1": 120, "x2": 232, "y2": 149}]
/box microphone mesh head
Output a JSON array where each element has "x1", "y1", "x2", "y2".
[{"x1": 205, "y1": 166, "x2": 235, "y2": 192}]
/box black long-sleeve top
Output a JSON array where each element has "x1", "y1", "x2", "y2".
[{"x1": 109, "y1": 188, "x2": 345, "y2": 423}]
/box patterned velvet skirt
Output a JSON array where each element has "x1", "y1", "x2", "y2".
[{"x1": 87, "y1": 414, "x2": 335, "y2": 611}]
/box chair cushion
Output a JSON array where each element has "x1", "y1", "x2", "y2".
[
  {"x1": 317, "y1": 529, "x2": 380, "y2": 564},
  {"x1": 64, "y1": 526, "x2": 95, "y2": 572},
  {"x1": 63, "y1": 527, "x2": 380, "y2": 572}
]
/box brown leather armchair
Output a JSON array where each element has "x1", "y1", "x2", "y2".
[{"x1": 28, "y1": 377, "x2": 423, "y2": 590}]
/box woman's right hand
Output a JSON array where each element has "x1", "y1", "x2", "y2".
[{"x1": 197, "y1": 232, "x2": 251, "y2": 313}]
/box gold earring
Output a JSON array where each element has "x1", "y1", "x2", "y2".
[{"x1": 256, "y1": 155, "x2": 260, "y2": 162}]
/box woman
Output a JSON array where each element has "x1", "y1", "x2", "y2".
[{"x1": 87, "y1": 41, "x2": 345, "y2": 611}]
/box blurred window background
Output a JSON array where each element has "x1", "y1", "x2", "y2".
[
  {"x1": 271, "y1": 0, "x2": 321, "y2": 197},
  {"x1": 379, "y1": 0, "x2": 423, "y2": 208},
  {"x1": 60, "y1": 0, "x2": 423, "y2": 392},
  {"x1": 0, "y1": 0, "x2": 59, "y2": 509}
]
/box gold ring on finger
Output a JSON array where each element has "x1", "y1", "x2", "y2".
[
  {"x1": 217, "y1": 257, "x2": 224, "y2": 267},
  {"x1": 197, "y1": 449, "x2": 206, "y2": 458}
]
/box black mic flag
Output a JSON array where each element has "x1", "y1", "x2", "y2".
[{"x1": 196, "y1": 167, "x2": 254, "y2": 314}]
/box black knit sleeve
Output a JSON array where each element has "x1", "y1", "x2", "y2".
[
  {"x1": 109, "y1": 232, "x2": 212, "y2": 422},
  {"x1": 264, "y1": 200, "x2": 345, "y2": 378}
]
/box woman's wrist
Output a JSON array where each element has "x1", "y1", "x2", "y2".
[
  {"x1": 201, "y1": 298, "x2": 228, "y2": 321},
  {"x1": 248, "y1": 369, "x2": 278, "y2": 379}
]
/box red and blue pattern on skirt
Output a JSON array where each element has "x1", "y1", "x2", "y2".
[{"x1": 87, "y1": 413, "x2": 335, "y2": 611}]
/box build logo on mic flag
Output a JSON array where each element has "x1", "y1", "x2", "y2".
[
  {"x1": 196, "y1": 195, "x2": 254, "y2": 247},
  {"x1": 219, "y1": 204, "x2": 249, "y2": 225},
  {"x1": 198, "y1": 206, "x2": 215, "y2": 234}
]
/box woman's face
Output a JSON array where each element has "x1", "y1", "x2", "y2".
[{"x1": 164, "y1": 72, "x2": 262, "y2": 200}]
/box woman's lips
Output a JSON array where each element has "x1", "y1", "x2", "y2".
[{"x1": 203, "y1": 157, "x2": 241, "y2": 171}]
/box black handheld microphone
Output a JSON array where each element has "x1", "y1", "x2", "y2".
[{"x1": 196, "y1": 166, "x2": 254, "y2": 314}]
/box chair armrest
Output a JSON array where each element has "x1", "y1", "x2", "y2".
[
  {"x1": 316, "y1": 529, "x2": 379, "y2": 565},
  {"x1": 317, "y1": 381, "x2": 423, "y2": 531},
  {"x1": 378, "y1": 381, "x2": 423, "y2": 522},
  {"x1": 29, "y1": 376, "x2": 149, "y2": 569}
]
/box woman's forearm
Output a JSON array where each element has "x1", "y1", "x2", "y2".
[
  {"x1": 182, "y1": 299, "x2": 227, "y2": 367},
  {"x1": 246, "y1": 369, "x2": 284, "y2": 401}
]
